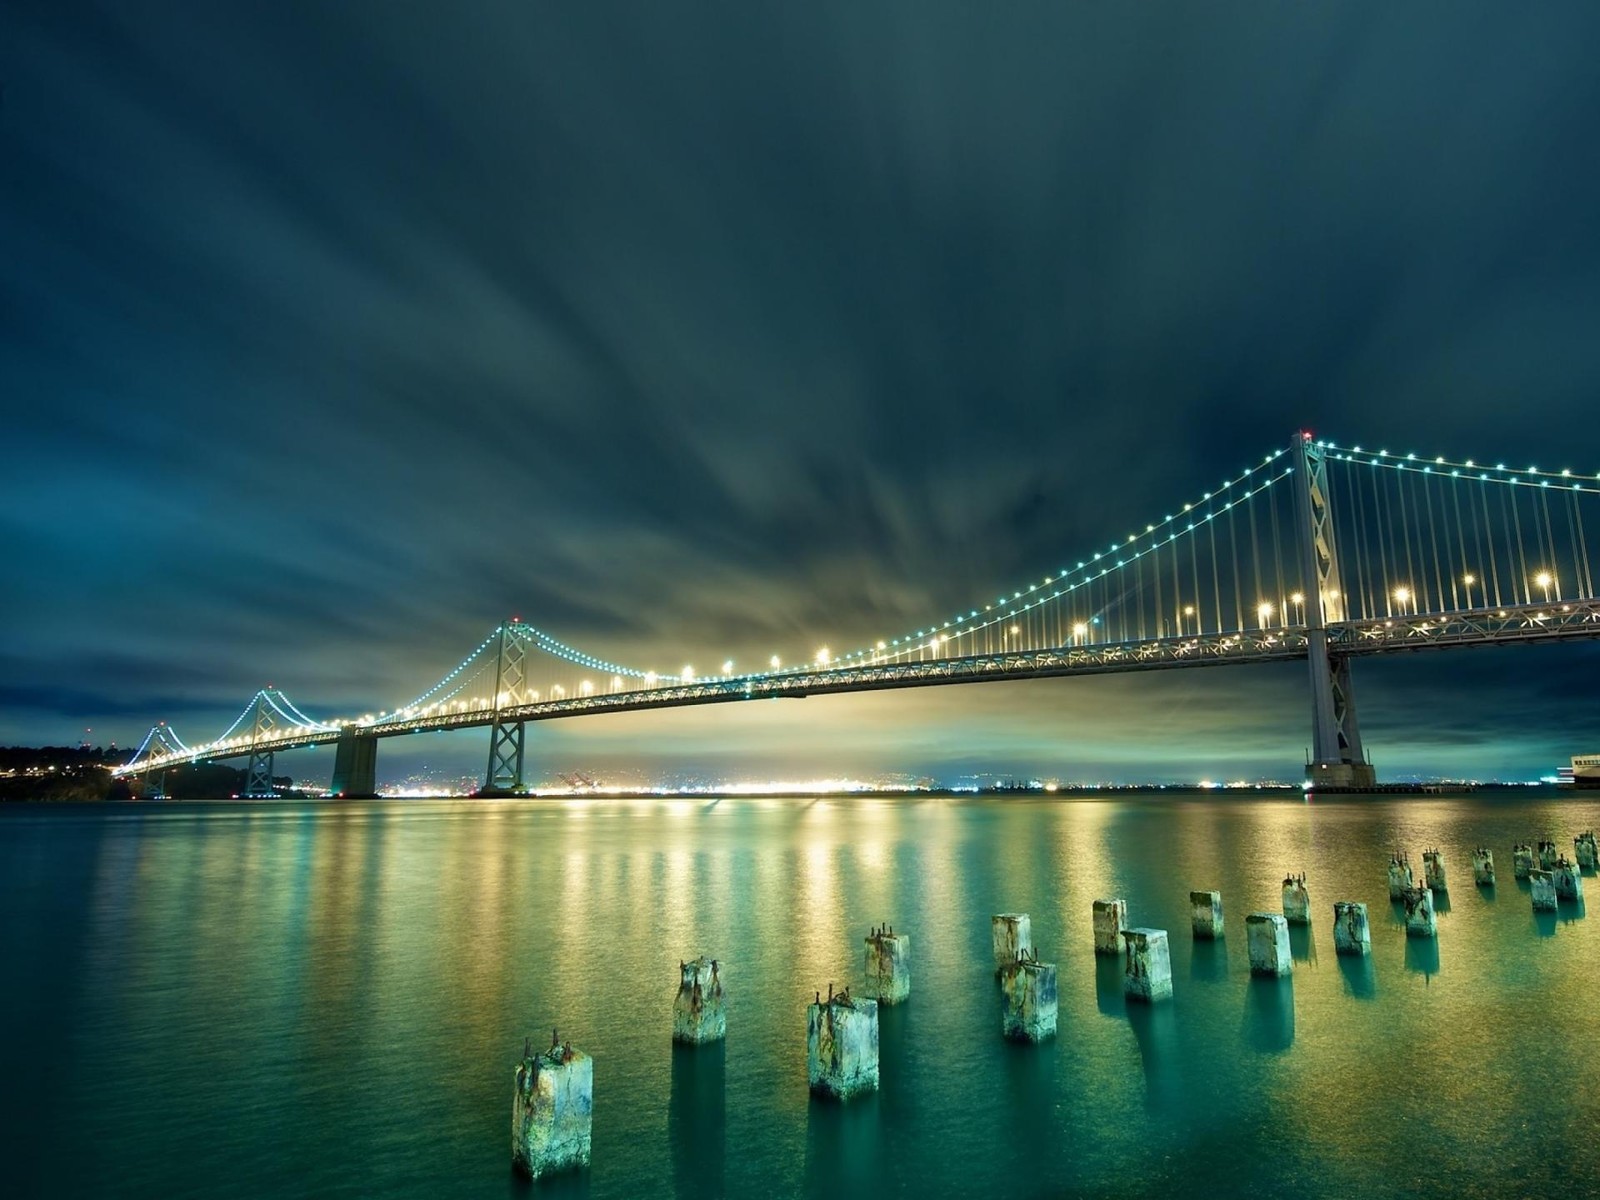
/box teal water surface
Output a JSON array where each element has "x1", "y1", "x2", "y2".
[{"x1": 3, "y1": 792, "x2": 1598, "y2": 1198}]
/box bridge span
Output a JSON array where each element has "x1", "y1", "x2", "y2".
[{"x1": 116, "y1": 433, "x2": 1600, "y2": 795}]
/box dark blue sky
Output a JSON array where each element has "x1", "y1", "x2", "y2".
[{"x1": 3, "y1": 2, "x2": 1599, "y2": 783}]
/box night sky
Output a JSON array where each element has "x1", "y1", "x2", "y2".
[{"x1": 4, "y1": 2, "x2": 1599, "y2": 784}]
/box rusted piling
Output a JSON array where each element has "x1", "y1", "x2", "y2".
[
  {"x1": 512, "y1": 1031, "x2": 593, "y2": 1180},
  {"x1": 999, "y1": 949, "x2": 1058, "y2": 1042},
  {"x1": 864, "y1": 924, "x2": 910, "y2": 1004},
  {"x1": 673, "y1": 957, "x2": 726, "y2": 1044},
  {"x1": 806, "y1": 985, "x2": 879, "y2": 1100},
  {"x1": 1402, "y1": 886, "x2": 1437, "y2": 938},
  {"x1": 992, "y1": 913, "x2": 1032, "y2": 974},
  {"x1": 1388, "y1": 852, "x2": 1413, "y2": 900},
  {"x1": 1122, "y1": 928, "x2": 1173, "y2": 1002},
  {"x1": 1247, "y1": 913, "x2": 1292, "y2": 977},
  {"x1": 1281, "y1": 873, "x2": 1310, "y2": 925},
  {"x1": 1423, "y1": 849, "x2": 1448, "y2": 894},
  {"x1": 1092, "y1": 898, "x2": 1127, "y2": 956},
  {"x1": 1190, "y1": 890, "x2": 1224, "y2": 939},
  {"x1": 1332, "y1": 901, "x2": 1371, "y2": 956},
  {"x1": 1472, "y1": 848, "x2": 1495, "y2": 887}
]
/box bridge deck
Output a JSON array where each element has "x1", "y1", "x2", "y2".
[{"x1": 115, "y1": 598, "x2": 1600, "y2": 774}]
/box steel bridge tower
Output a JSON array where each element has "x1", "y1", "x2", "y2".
[
  {"x1": 1291, "y1": 432, "x2": 1376, "y2": 789},
  {"x1": 481, "y1": 622, "x2": 528, "y2": 795},
  {"x1": 243, "y1": 692, "x2": 279, "y2": 798}
]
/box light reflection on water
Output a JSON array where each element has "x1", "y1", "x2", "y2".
[{"x1": 4, "y1": 791, "x2": 1600, "y2": 1198}]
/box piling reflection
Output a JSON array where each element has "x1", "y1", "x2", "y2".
[
  {"x1": 1404, "y1": 938, "x2": 1441, "y2": 978},
  {"x1": 1288, "y1": 924, "x2": 1316, "y2": 964},
  {"x1": 1125, "y1": 1002, "x2": 1181, "y2": 1111},
  {"x1": 1433, "y1": 891, "x2": 1453, "y2": 915},
  {"x1": 1189, "y1": 938, "x2": 1229, "y2": 983},
  {"x1": 1337, "y1": 954, "x2": 1377, "y2": 1000},
  {"x1": 1094, "y1": 954, "x2": 1126, "y2": 1018},
  {"x1": 669, "y1": 1041, "x2": 725, "y2": 1198},
  {"x1": 803, "y1": 1093, "x2": 883, "y2": 1194},
  {"x1": 1243, "y1": 977, "x2": 1295, "y2": 1054},
  {"x1": 1558, "y1": 898, "x2": 1586, "y2": 923}
]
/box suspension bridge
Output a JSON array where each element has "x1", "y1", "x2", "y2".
[{"x1": 115, "y1": 433, "x2": 1600, "y2": 797}]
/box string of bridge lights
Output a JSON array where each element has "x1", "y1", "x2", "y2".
[
  {"x1": 128, "y1": 436, "x2": 1600, "y2": 769},
  {"x1": 815, "y1": 451, "x2": 1295, "y2": 672},
  {"x1": 1319, "y1": 441, "x2": 1600, "y2": 494}
]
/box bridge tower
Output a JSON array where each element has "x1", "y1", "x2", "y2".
[
  {"x1": 481, "y1": 621, "x2": 528, "y2": 796},
  {"x1": 1291, "y1": 432, "x2": 1377, "y2": 789},
  {"x1": 243, "y1": 690, "x2": 279, "y2": 798}
]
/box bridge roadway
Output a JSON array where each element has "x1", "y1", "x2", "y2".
[{"x1": 121, "y1": 597, "x2": 1600, "y2": 773}]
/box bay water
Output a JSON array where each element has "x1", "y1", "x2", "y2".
[{"x1": 3, "y1": 791, "x2": 1597, "y2": 1197}]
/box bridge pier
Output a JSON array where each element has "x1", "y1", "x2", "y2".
[
  {"x1": 330, "y1": 727, "x2": 378, "y2": 798},
  {"x1": 1292, "y1": 434, "x2": 1378, "y2": 790}
]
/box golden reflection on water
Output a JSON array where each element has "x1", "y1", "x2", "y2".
[{"x1": 10, "y1": 791, "x2": 1600, "y2": 1196}]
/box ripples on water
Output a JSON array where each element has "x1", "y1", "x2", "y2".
[{"x1": 3, "y1": 792, "x2": 1598, "y2": 1198}]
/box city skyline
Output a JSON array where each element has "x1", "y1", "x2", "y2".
[{"x1": 5, "y1": 3, "x2": 1600, "y2": 781}]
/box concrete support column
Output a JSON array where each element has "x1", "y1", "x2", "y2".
[
  {"x1": 1122, "y1": 928, "x2": 1173, "y2": 1002},
  {"x1": 1000, "y1": 951, "x2": 1058, "y2": 1042},
  {"x1": 1531, "y1": 870, "x2": 1558, "y2": 912},
  {"x1": 1190, "y1": 890, "x2": 1223, "y2": 939},
  {"x1": 1472, "y1": 848, "x2": 1496, "y2": 886},
  {"x1": 1281, "y1": 874, "x2": 1310, "y2": 925},
  {"x1": 1332, "y1": 901, "x2": 1371, "y2": 956},
  {"x1": 512, "y1": 1034, "x2": 593, "y2": 1180},
  {"x1": 1388, "y1": 853, "x2": 1414, "y2": 899},
  {"x1": 672, "y1": 958, "x2": 726, "y2": 1044},
  {"x1": 864, "y1": 925, "x2": 910, "y2": 1004},
  {"x1": 1402, "y1": 886, "x2": 1437, "y2": 937},
  {"x1": 1423, "y1": 849, "x2": 1448, "y2": 894},
  {"x1": 1513, "y1": 844, "x2": 1536, "y2": 879},
  {"x1": 1246, "y1": 913, "x2": 1292, "y2": 976},
  {"x1": 991, "y1": 913, "x2": 1032, "y2": 974},
  {"x1": 1538, "y1": 840, "x2": 1559, "y2": 871},
  {"x1": 807, "y1": 987, "x2": 878, "y2": 1100},
  {"x1": 1092, "y1": 898, "x2": 1128, "y2": 956},
  {"x1": 329, "y1": 727, "x2": 378, "y2": 798},
  {"x1": 1575, "y1": 832, "x2": 1599, "y2": 872},
  {"x1": 1553, "y1": 857, "x2": 1584, "y2": 902}
]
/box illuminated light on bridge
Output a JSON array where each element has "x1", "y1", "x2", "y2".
[{"x1": 115, "y1": 433, "x2": 1600, "y2": 796}]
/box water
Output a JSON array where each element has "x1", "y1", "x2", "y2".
[{"x1": 4, "y1": 792, "x2": 1599, "y2": 1198}]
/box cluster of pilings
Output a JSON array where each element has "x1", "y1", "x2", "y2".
[{"x1": 510, "y1": 830, "x2": 1598, "y2": 1179}]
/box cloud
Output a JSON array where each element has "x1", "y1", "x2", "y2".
[{"x1": 3, "y1": 2, "x2": 1598, "y2": 783}]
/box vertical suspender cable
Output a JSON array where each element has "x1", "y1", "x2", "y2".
[
  {"x1": 1506, "y1": 480, "x2": 1528, "y2": 603},
  {"x1": 1423, "y1": 471, "x2": 1444, "y2": 614},
  {"x1": 1481, "y1": 481, "x2": 1502, "y2": 607}
]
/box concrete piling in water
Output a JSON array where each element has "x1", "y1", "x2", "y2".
[
  {"x1": 1122, "y1": 928, "x2": 1174, "y2": 1002},
  {"x1": 999, "y1": 949, "x2": 1058, "y2": 1042},
  {"x1": 1472, "y1": 848, "x2": 1495, "y2": 887},
  {"x1": 1246, "y1": 913, "x2": 1292, "y2": 977},
  {"x1": 806, "y1": 985, "x2": 879, "y2": 1100},
  {"x1": 1388, "y1": 852, "x2": 1413, "y2": 900},
  {"x1": 1281, "y1": 873, "x2": 1310, "y2": 925},
  {"x1": 1190, "y1": 890, "x2": 1224, "y2": 939},
  {"x1": 1538, "y1": 840, "x2": 1559, "y2": 871},
  {"x1": 1402, "y1": 886, "x2": 1437, "y2": 938},
  {"x1": 991, "y1": 913, "x2": 1032, "y2": 974},
  {"x1": 864, "y1": 924, "x2": 910, "y2": 1004},
  {"x1": 1092, "y1": 898, "x2": 1128, "y2": 956},
  {"x1": 1531, "y1": 870, "x2": 1558, "y2": 912},
  {"x1": 1575, "y1": 832, "x2": 1599, "y2": 872},
  {"x1": 512, "y1": 1032, "x2": 593, "y2": 1180},
  {"x1": 1514, "y1": 844, "x2": 1536, "y2": 880},
  {"x1": 1553, "y1": 856, "x2": 1584, "y2": 902},
  {"x1": 672, "y1": 957, "x2": 726, "y2": 1044},
  {"x1": 1423, "y1": 849, "x2": 1448, "y2": 894},
  {"x1": 1332, "y1": 901, "x2": 1372, "y2": 956}
]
